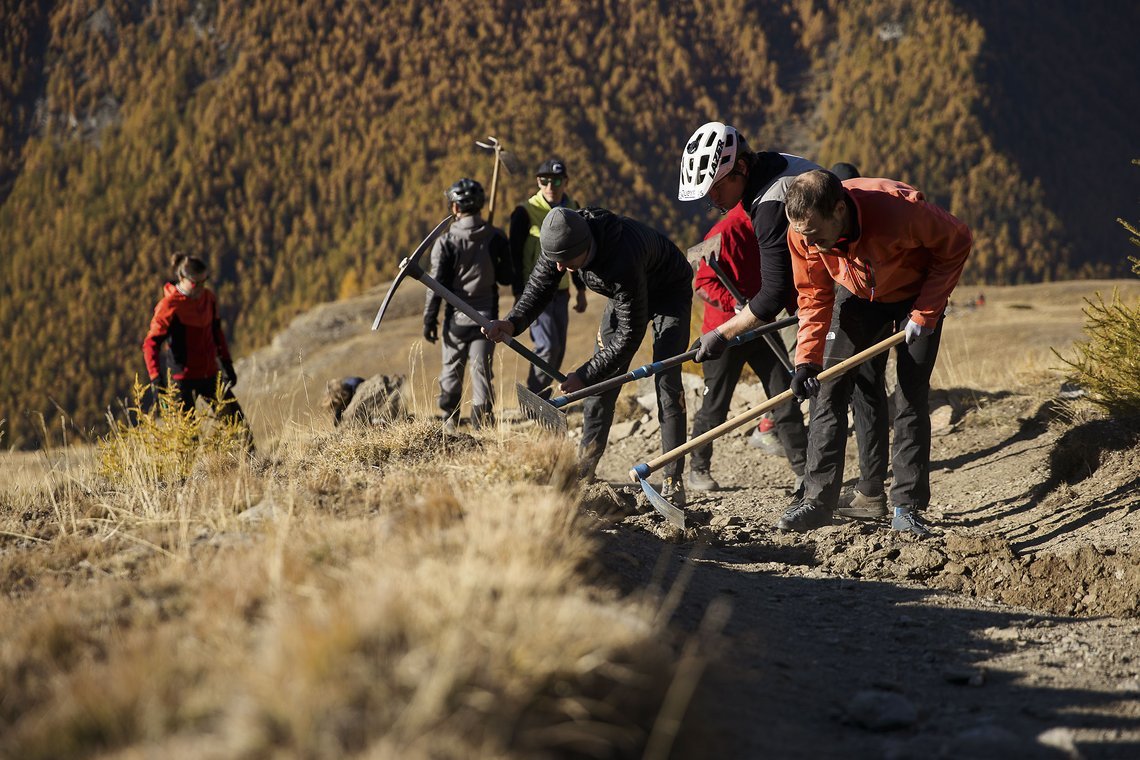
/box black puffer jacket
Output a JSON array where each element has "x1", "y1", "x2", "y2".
[{"x1": 507, "y1": 207, "x2": 692, "y2": 384}]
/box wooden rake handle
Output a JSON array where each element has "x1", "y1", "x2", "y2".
[{"x1": 629, "y1": 330, "x2": 906, "y2": 482}]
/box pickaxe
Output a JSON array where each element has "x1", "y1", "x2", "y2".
[
  {"x1": 515, "y1": 315, "x2": 799, "y2": 434},
  {"x1": 686, "y1": 234, "x2": 795, "y2": 375},
  {"x1": 371, "y1": 216, "x2": 566, "y2": 385},
  {"x1": 474, "y1": 136, "x2": 523, "y2": 226},
  {"x1": 629, "y1": 330, "x2": 908, "y2": 530}
]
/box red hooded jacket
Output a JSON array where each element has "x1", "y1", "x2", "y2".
[
  {"x1": 142, "y1": 282, "x2": 232, "y2": 381},
  {"x1": 694, "y1": 203, "x2": 764, "y2": 332},
  {"x1": 789, "y1": 178, "x2": 972, "y2": 367}
]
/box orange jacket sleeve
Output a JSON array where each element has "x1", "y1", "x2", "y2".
[
  {"x1": 907, "y1": 202, "x2": 973, "y2": 328},
  {"x1": 789, "y1": 235, "x2": 836, "y2": 367},
  {"x1": 142, "y1": 299, "x2": 173, "y2": 380}
]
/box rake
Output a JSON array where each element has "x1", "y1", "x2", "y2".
[
  {"x1": 516, "y1": 315, "x2": 799, "y2": 434},
  {"x1": 629, "y1": 330, "x2": 908, "y2": 530}
]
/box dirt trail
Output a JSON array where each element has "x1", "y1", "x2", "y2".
[{"x1": 581, "y1": 371, "x2": 1139, "y2": 755}]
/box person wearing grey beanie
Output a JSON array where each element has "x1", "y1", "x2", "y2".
[{"x1": 484, "y1": 206, "x2": 694, "y2": 504}]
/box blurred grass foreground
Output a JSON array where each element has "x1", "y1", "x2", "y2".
[{"x1": 0, "y1": 416, "x2": 694, "y2": 758}]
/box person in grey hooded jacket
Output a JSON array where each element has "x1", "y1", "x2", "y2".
[
  {"x1": 423, "y1": 178, "x2": 511, "y2": 430},
  {"x1": 484, "y1": 206, "x2": 693, "y2": 504}
]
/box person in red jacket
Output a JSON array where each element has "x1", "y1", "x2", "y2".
[
  {"x1": 687, "y1": 203, "x2": 806, "y2": 494},
  {"x1": 141, "y1": 254, "x2": 250, "y2": 443},
  {"x1": 779, "y1": 170, "x2": 971, "y2": 537}
]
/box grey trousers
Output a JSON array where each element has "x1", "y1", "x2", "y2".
[{"x1": 439, "y1": 323, "x2": 494, "y2": 418}]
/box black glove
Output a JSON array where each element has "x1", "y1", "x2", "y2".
[
  {"x1": 423, "y1": 320, "x2": 438, "y2": 343},
  {"x1": 221, "y1": 359, "x2": 237, "y2": 386},
  {"x1": 146, "y1": 376, "x2": 164, "y2": 413},
  {"x1": 694, "y1": 329, "x2": 729, "y2": 363},
  {"x1": 791, "y1": 363, "x2": 822, "y2": 400}
]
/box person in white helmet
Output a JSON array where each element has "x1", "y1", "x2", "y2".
[{"x1": 678, "y1": 121, "x2": 820, "y2": 500}]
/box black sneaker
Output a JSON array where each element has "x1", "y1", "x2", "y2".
[
  {"x1": 776, "y1": 500, "x2": 833, "y2": 532},
  {"x1": 837, "y1": 489, "x2": 889, "y2": 519}
]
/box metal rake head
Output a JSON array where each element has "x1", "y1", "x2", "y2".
[{"x1": 515, "y1": 383, "x2": 567, "y2": 434}]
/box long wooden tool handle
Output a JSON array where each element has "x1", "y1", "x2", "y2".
[
  {"x1": 630, "y1": 330, "x2": 906, "y2": 480},
  {"x1": 417, "y1": 270, "x2": 567, "y2": 382},
  {"x1": 554, "y1": 314, "x2": 799, "y2": 407},
  {"x1": 486, "y1": 149, "x2": 502, "y2": 225}
]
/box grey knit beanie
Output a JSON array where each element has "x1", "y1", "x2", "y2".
[{"x1": 540, "y1": 207, "x2": 592, "y2": 262}]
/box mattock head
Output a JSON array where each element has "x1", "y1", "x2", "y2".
[{"x1": 372, "y1": 215, "x2": 453, "y2": 331}]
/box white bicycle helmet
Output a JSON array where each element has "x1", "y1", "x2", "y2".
[{"x1": 678, "y1": 121, "x2": 742, "y2": 201}]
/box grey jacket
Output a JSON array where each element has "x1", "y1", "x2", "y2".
[{"x1": 423, "y1": 215, "x2": 511, "y2": 332}]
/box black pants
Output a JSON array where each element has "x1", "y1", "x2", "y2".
[
  {"x1": 803, "y1": 286, "x2": 942, "y2": 511},
  {"x1": 851, "y1": 350, "x2": 890, "y2": 496},
  {"x1": 689, "y1": 330, "x2": 807, "y2": 476},
  {"x1": 173, "y1": 376, "x2": 253, "y2": 449},
  {"x1": 580, "y1": 291, "x2": 691, "y2": 480}
]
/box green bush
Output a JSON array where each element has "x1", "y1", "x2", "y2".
[{"x1": 1059, "y1": 177, "x2": 1140, "y2": 415}]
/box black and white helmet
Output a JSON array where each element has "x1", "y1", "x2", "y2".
[
  {"x1": 445, "y1": 178, "x2": 485, "y2": 213},
  {"x1": 678, "y1": 121, "x2": 743, "y2": 201}
]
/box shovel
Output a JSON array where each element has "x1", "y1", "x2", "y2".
[
  {"x1": 516, "y1": 314, "x2": 799, "y2": 434},
  {"x1": 371, "y1": 217, "x2": 566, "y2": 384},
  {"x1": 628, "y1": 330, "x2": 908, "y2": 530}
]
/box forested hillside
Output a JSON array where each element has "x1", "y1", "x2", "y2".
[{"x1": 1, "y1": 0, "x2": 1136, "y2": 448}]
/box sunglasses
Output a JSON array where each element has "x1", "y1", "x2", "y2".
[{"x1": 537, "y1": 177, "x2": 564, "y2": 187}]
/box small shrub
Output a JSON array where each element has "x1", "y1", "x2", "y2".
[
  {"x1": 98, "y1": 377, "x2": 250, "y2": 486},
  {"x1": 1059, "y1": 290, "x2": 1140, "y2": 416}
]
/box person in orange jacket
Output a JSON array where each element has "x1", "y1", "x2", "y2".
[
  {"x1": 141, "y1": 253, "x2": 251, "y2": 444},
  {"x1": 778, "y1": 170, "x2": 971, "y2": 537}
]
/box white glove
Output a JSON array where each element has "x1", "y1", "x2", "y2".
[{"x1": 904, "y1": 318, "x2": 934, "y2": 345}]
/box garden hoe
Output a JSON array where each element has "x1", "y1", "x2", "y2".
[
  {"x1": 629, "y1": 330, "x2": 908, "y2": 530},
  {"x1": 475, "y1": 136, "x2": 523, "y2": 226},
  {"x1": 371, "y1": 218, "x2": 566, "y2": 384},
  {"x1": 516, "y1": 315, "x2": 799, "y2": 435},
  {"x1": 686, "y1": 234, "x2": 795, "y2": 375}
]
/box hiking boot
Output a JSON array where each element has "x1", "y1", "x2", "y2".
[
  {"x1": 686, "y1": 468, "x2": 720, "y2": 492},
  {"x1": 891, "y1": 508, "x2": 932, "y2": 538},
  {"x1": 837, "y1": 489, "x2": 889, "y2": 519},
  {"x1": 776, "y1": 499, "x2": 833, "y2": 532},
  {"x1": 661, "y1": 476, "x2": 687, "y2": 508},
  {"x1": 748, "y1": 428, "x2": 783, "y2": 456}
]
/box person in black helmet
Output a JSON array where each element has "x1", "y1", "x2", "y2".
[
  {"x1": 423, "y1": 178, "x2": 512, "y2": 431},
  {"x1": 484, "y1": 206, "x2": 693, "y2": 505}
]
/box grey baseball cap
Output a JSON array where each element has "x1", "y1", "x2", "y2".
[{"x1": 540, "y1": 207, "x2": 592, "y2": 262}]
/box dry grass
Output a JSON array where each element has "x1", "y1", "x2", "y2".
[{"x1": 0, "y1": 415, "x2": 686, "y2": 758}]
